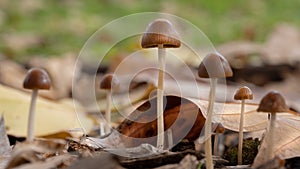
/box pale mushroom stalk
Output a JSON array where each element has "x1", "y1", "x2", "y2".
[
  {"x1": 157, "y1": 44, "x2": 166, "y2": 149},
  {"x1": 100, "y1": 74, "x2": 120, "y2": 136},
  {"x1": 198, "y1": 53, "x2": 233, "y2": 169},
  {"x1": 23, "y1": 68, "x2": 51, "y2": 142},
  {"x1": 167, "y1": 129, "x2": 173, "y2": 148},
  {"x1": 267, "y1": 113, "x2": 276, "y2": 161},
  {"x1": 213, "y1": 124, "x2": 225, "y2": 156},
  {"x1": 204, "y1": 77, "x2": 217, "y2": 169},
  {"x1": 105, "y1": 90, "x2": 112, "y2": 134},
  {"x1": 213, "y1": 133, "x2": 218, "y2": 155},
  {"x1": 238, "y1": 99, "x2": 245, "y2": 165},
  {"x1": 27, "y1": 89, "x2": 38, "y2": 142},
  {"x1": 141, "y1": 19, "x2": 181, "y2": 150},
  {"x1": 234, "y1": 86, "x2": 253, "y2": 165}
]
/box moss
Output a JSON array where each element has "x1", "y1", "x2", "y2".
[{"x1": 223, "y1": 137, "x2": 260, "y2": 165}]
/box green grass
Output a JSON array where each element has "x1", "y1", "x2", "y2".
[{"x1": 0, "y1": 0, "x2": 299, "y2": 61}]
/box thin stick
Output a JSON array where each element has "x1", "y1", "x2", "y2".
[
  {"x1": 266, "y1": 113, "x2": 276, "y2": 161},
  {"x1": 27, "y1": 89, "x2": 38, "y2": 142},
  {"x1": 213, "y1": 134, "x2": 219, "y2": 155},
  {"x1": 238, "y1": 99, "x2": 245, "y2": 165},
  {"x1": 205, "y1": 78, "x2": 217, "y2": 169},
  {"x1": 157, "y1": 44, "x2": 165, "y2": 150},
  {"x1": 105, "y1": 90, "x2": 112, "y2": 134}
]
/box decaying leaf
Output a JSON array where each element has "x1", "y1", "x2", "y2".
[
  {"x1": 0, "y1": 115, "x2": 11, "y2": 169},
  {"x1": 0, "y1": 115, "x2": 11, "y2": 156},
  {"x1": 117, "y1": 96, "x2": 205, "y2": 147},
  {"x1": 7, "y1": 154, "x2": 74, "y2": 169},
  {"x1": 252, "y1": 112, "x2": 300, "y2": 167},
  {"x1": 5, "y1": 138, "x2": 67, "y2": 169},
  {"x1": 0, "y1": 84, "x2": 94, "y2": 138},
  {"x1": 66, "y1": 152, "x2": 123, "y2": 169}
]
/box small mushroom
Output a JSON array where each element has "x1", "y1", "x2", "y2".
[
  {"x1": 234, "y1": 86, "x2": 253, "y2": 165},
  {"x1": 257, "y1": 91, "x2": 288, "y2": 162},
  {"x1": 100, "y1": 74, "x2": 120, "y2": 135},
  {"x1": 198, "y1": 52, "x2": 233, "y2": 169},
  {"x1": 141, "y1": 19, "x2": 180, "y2": 150},
  {"x1": 213, "y1": 124, "x2": 225, "y2": 156},
  {"x1": 23, "y1": 68, "x2": 51, "y2": 142}
]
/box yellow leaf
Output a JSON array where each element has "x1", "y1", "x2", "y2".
[{"x1": 0, "y1": 84, "x2": 94, "y2": 137}]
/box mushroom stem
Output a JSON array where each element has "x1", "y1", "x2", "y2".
[
  {"x1": 213, "y1": 134, "x2": 219, "y2": 155},
  {"x1": 238, "y1": 99, "x2": 245, "y2": 165},
  {"x1": 100, "y1": 118, "x2": 105, "y2": 136},
  {"x1": 167, "y1": 129, "x2": 173, "y2": 148},
  {"x1": 266, "y1": 112, "x2": 276, "y2": 161},
  {"x1": 205, "y1": 77, "x2": 217, "y2": 169},
  {"x1": 105, "y1": 90, "x2": 112, "y2": 134},
  {"x1": 27, "y1": 89, "x2": 38, "y2": 142},
  {"x1": 157, "y1": 44, "x2": 166, "y2": 150}
]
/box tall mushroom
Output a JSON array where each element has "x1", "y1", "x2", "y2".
[
  {"x1": 234, "y1": 86, "x2": 253, "y2": 165},
  {"x1": 100, "y1": 74, "x2": 120, "y2": 135},
  {"x1": 198, "y1": 52, "x2": 233, "y2": 169},
  {"x1": 257, "y1": 91, "x2": 288, "y2": 162},
  {"x1": 141, "y1": 19, "x2": 181, "y2": 150},
  {"x1": 23, "y1": 68, "x2": 51, "y2": 142},
  {"x1": 213, "y1": 124, "x2": 225, "y2": 156}
]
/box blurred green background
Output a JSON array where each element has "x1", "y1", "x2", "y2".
[{"x1": 0, "y1": 0, "x2": 299, "y2": 61}]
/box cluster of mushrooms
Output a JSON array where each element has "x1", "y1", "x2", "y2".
[{"x1": 22, "y1": 18, "x2": 290, "y2": 168}]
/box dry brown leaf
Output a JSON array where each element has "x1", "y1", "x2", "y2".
[
  {"x1": 0, "y1": 84, "x2": 93, "y2": 138},
  {"x1": 90, "y1": 95, "x2": 263, "y2": 148},
  {"x1": 5, "y1": 138, "x2": 68, "y2": 169},
  {"x1": 0, "y1": 115, "x2": 11, "y2": 169},
  {"x1": 0, "y1": 116, "x2": 11, "y2": 156},
  {"x1": 117, "y1": 96, "x2": 205, "y2": 147},
  {"x1": 7, "y1": 154, "x2": 74, "y2": 169},
  {"x1": 252, "y1": 112, "x2": 300, "y2": 167}
]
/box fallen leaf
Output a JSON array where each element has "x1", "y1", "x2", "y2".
[
  {"x1": 5, "y1": 138, "x2": 68, "y2": 169},
  {"x1": 0, "y1": 84, "x2": 94, "y2": 138},
  {"x1": 154, "y1": 154, "x2": 198, "y2": 169},
  {"x1": 7, "y1": 154, "x2": 74, "y2": 169},
  {"x1": 0, "y1": 115, "x2": 11, "y2": 156},
  {"x1": 252, "y1": 112, "x2": 300, "y2": 167},
  {"x1": 87, "y1": 95, "x2": 263, "y2": 149},
  {"x1": 117, "y1": 96, "x2": 205, "y2": 147},
  {"x1": 0, "y1": 115, "x2": 11, "y2": 169},
  {"x1": 66, "y1": 152, "x2": 123, "y2": 169}
]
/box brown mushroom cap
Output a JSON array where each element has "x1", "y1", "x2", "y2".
[
  {"x1": 23, "y1": 68, "x2": 51, "y2": 90},
  {"x1": 198, "y1": 52, "x2": 233, "y2": 78},
  {"x1": 100, "y1": 74, "x2": 120, "y2": 90},
  {"x1": 257, "y1": 91, "x2": 289, "y2": 113},
  {"x1": 215, "y1": 124, "x2": 225, "y2": 134},
  {"x1": 234, "y1": 86, "x2": 253, "y2": 100},
  {"x1": 141, "y1": 19, "x2": 181, "y2": 48}
]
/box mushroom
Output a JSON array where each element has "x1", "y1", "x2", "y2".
[
  {"x1": 234, "y1": 86, "x2": 253, "y2": 165},
  {"x1": 257, "y1": 91, "x2": 288, "y2": 162},
  {"x1": 100, "y1": 74, "x2": 120, "y2": 135},
  {"x1": 198, "y1": 52, "x2": 233, "y2": 169},
  {"x1": 213, "y1": 124, "x2": 225, "y2": 156},
  {"x1": 141, "y1": 19, "x2": 180, "y2": 150},
  {"x1": 23, "y1": 68, "x2": 51, "y2": 142}
]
